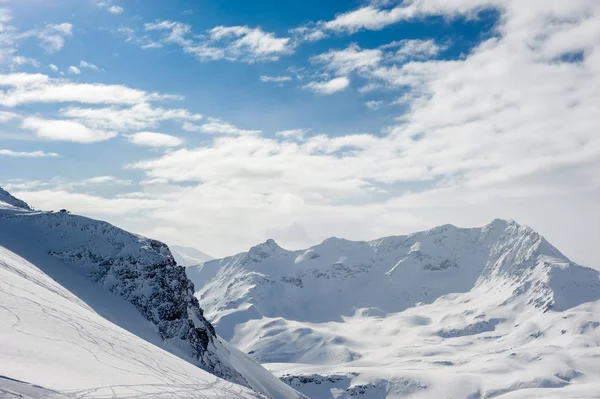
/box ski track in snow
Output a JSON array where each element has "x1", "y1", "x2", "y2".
[{"x1": 0, "y1": 246, "x2": 264, "y2": 399}]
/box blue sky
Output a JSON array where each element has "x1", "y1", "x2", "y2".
[{"x1": 1, "y1": 0, "x2": 599, "y2": 266}]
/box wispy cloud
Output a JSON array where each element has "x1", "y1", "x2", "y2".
[
  {"x1": 67, "y1": 65, "x2": 81, "y2": 75},
  {"x1": 0, "y1": 8, "x2": 71, "y2": 69},
  {"x1": 303, "y1": 76, "x2": 350, "y2": 95},
  {"x1": 276, "y1": 129, "x2": 307, "y2": 140},
  {"x1": 183, "y1": 118, "x2": 261, "y2": 135},
  {"x1": 141, "y1": 20, "x2": 294, "y2": 63},
  {"x1": 20, "y1": 117, "x2": 117, "y2": 143},
  {"x1": 260, "y1": 75, "x2": 293, "y2": 83},
  {"x1": 365, "y1": 100, "x2": 383, "y2": 110},
  {"x1": 127, "y1": 132, "x2": 184, "y2": 147},
  {"x1": 108, "y1": 5, "x2": 124, "y2": 15},
  {"x1": 0, "y1": 72, "x2": 173, "y2": 107},
  {"x1": 79, "y1": 60, "x2": 101, "y2": 71},
  {"x1": 0, "y1": 149, "x2": 59, "y2": 157}
]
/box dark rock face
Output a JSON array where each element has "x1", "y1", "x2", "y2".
[{"x1": 40, "y1": 212, "x2": 247, "y2": 386}]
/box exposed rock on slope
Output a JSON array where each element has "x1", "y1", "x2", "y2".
[{"x1": 0, "y1": 187, "x2": 304, "y2": 399}]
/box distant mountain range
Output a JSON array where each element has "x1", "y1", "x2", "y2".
[{"x1": 188, "y1": 219, "x2": 600, "y2": 398}]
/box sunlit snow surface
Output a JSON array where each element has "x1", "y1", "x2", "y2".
[
  {"x1": 0, "y1": 245, "x2": 261, "y2": 399},
  {"x1": 190, "y1": 222, "x2": 600, "y2": 399}
]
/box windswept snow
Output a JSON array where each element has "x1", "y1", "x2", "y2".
[{"x1": 189, "y1": 220, "x2": 600, "y2": 398}]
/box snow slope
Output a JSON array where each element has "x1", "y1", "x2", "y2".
[
  {"x1": 0, "y1": 244, "x2": 263, "y2": 398},
  {"x1": 170, "y1": 244, "x2": 214, "y2": 267},
  {"x1": 0, "y1": 188, "x2": 304, "y2": 399},
  {"x1": 188, "y1": 221, "x2": 600, "y2": 398}
]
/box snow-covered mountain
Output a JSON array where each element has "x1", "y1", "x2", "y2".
[
  {"x1": 0, "y1": 188, "x2": 304, "y2": 399},
  {"x1": 188, "y1": 221, "x2": 600, "y2": 398},
  {"x1": 170, "y1": 244, "x2": 214, "y2": 267}
]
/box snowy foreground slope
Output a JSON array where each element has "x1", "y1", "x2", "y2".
[
  {"x1": 189, "y1": 220, "x2": 600, "y2": 398},
  {"x1": 0, "y1": 187, "x2": 303, "y2": 399}
]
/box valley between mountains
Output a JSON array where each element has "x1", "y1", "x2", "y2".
[{"x1": 1, "y1": 186, "x2": 599, "y2": 399}]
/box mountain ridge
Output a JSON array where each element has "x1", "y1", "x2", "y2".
[{"x1": 0, "y1": 187, "x2": 304, "y2": 399}]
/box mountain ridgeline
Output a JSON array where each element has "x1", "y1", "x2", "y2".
[{"x1": 0, "y1": 187, "x2": 304, "y2": 399}]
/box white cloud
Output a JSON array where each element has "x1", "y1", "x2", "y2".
[
  {"x1": 142, "y1": 20, "x2": 293, "y2": 62},
  {"x1": 0, "y1": 72, "x2": 172, "y2": 107},
  {"x1": 260, "y1": 75, "x2": 293, "y2": 83},
  {"x1": 78, "y1": 176, "x2": 131, "y2": 185},
  {"x1": 210, "y1": 25, "x2": 291, "y2": 58},
  {"x1": 127, "y1": 132, "x2": 184, "y2": 147},
  {"x1": 48, "y1": 64, "x2": 59, "y2": 72},
  {"x1": 79, "y1": 60, "x2": 100, "y2": 71},
  {"x1": 0, "y1": 149, "x2": 59, "y2": 157},
  {"x1": 67, "y1": 66, "x2": 81, "y2": 75},
  {"x1": 61, "y1": 102, "x2": 202, "y2": 131},
  {"x1": 11, "y1": 189, "x2": 166, "y2": 217},
  {"x1": 365, "y1": 100, "x2": 384, "y2": 109},
  {"x1": 108, "y1": 5, "x2": 124, "y2": 15},
  {"x1": 0, "y1": 110, "x2": 20, "y2": 122},
  {"x1": 294, "y1": 0, "x2": 496, "y2": 40},
  {"x1": 10, "y1": 55, "x2": 39, "y2": 67},
  {"x1": 276, "y1": 129, "x2": 307, "y2": 140},
  {"x1": 183, "y1": 118, "x2": 261, "y2": 135},
  {"x1": 22, "y1": 23, "x2": 73, "y2": 53},
  {"x1": 311, "y1": 44, "x2": 383, "y2": 75},
  {"x1": 381, "y1": 39, "x2": 443, "y2": 60},
  {"x1": 0, "y1": 10, "x2": 70, "y2": 68},
  {"x1": 303, "y1": 76, "x2": 350, "y2": 94},
  {"x1": 0, "y1": 72, "x2": 49, "y2": 87},
  {"x1": 20, "y1": 117, "x2": 117, "y2": 143},
  {"x1": 289, "y1": 26, "x2": 327, "y2": 42}
]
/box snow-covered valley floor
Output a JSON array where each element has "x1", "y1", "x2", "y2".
[{"x1": 261, "y1": 293, "x2": 600, "y2": 399}]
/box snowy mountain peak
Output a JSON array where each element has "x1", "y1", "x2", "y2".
[
  {"x1": 0, "y1": 186, "x2": 32, "y2": 210},
  {"x1": 246, "y1": 238, "x2": 287, "y2": 262}
]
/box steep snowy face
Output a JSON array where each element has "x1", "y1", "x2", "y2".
[
  {"x1": 0, "y1": 245, "x2": 263, "y2": 399},
  {"x1": 0, "y1": 188, "x2": 304, "y2": 399},
  {"x1": 0, "y1": 187, "x2": 32, "y2": 210},
  {"x1": 1, "y1": 205, "x2": 243, "y2": 383}
]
